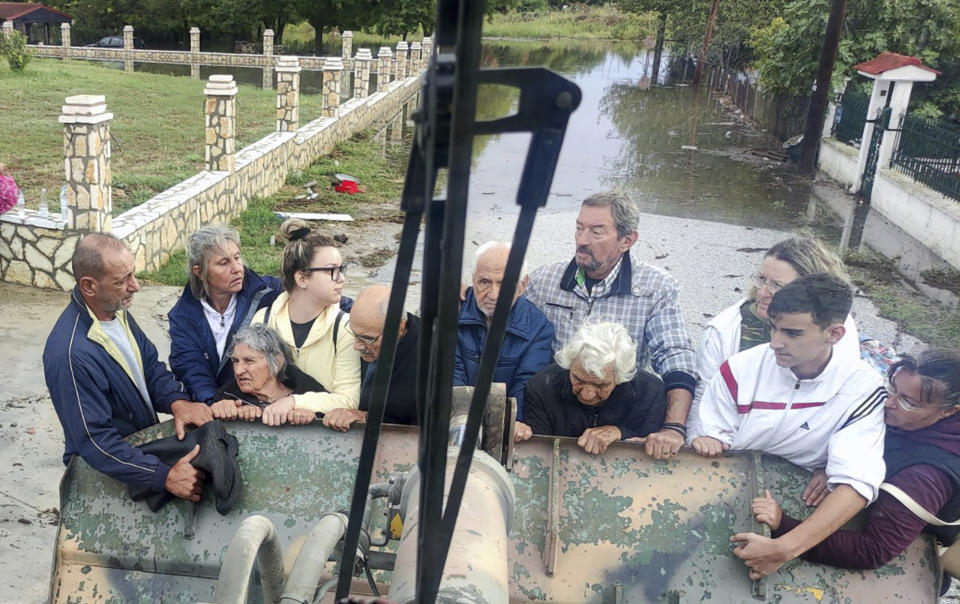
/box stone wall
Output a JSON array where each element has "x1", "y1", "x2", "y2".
[{"x1": 2, "y1": 50, "x2": 423, "y2": 289}]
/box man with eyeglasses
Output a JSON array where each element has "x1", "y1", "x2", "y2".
[
  {"x1": 689, "y1": 273, "x2": 886, "y2": 581},
  {"x1": 455, "y1": 242, "x2": 554, "y2": 442},
  {"x1": 320, "y1": 285, "x2": 420, "y2": 431}
]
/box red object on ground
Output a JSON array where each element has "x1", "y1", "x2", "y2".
[{"x1": 333, "y1": 173, "x2": 364, "y2": 194}]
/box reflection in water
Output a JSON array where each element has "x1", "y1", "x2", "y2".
[{"x1": 469, "y1": 40, "x2": 818, "y2": 231}]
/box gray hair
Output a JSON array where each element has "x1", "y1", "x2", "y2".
[
  {"x1": 72, "y1": 233, "x2": 127, "y2": 280},
  {"x1": 582, "y1": 191, "x2": 639, "y2": 239},
  {"x1": 229, "y1": 324, "x2": 294, "y2": 379},
  {"x1": 187, "y1": 225, "x2": 242, "y2": 300},
  {"x1": 555, "y1": 322, "x2": 637, "y2": 384},
  {"x1": 472, "y1": 241, "x2": 528, "y2": 278}
]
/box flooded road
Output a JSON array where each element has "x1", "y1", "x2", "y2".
[{"x1": 468, "y1": 40, "x2": 822, "y2": 232}]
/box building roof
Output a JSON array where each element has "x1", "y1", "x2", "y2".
[
  {"x1": 854, "y1": 52, "x2": 940, "y2": 76},
  {"x1": 0, "y1": 3, "x2": 72, "y2": 23}
]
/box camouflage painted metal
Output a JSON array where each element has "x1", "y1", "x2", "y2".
[{"x1": 50, "y1": 421, "x2": 940, "y2": 603}]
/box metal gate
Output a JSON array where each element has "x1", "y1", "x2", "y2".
[{"x1": 860, "y1": 106, "x2": 892, "y2": 200}]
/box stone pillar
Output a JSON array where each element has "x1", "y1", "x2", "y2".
[
  {"x1": 322, "y1": 57, "x2": 344, "y2": 118},
  {"x1": 389, "y1": 111, "x2": 403, "y2": 145},
  {"x1": 204, "y1": 75, "x2": 238, "y2": 173},
  {"x1": 190, "y1": 27, "x2": 200, "y2": 54},
  {"x1": 263, "y1": 29, "x2": 274, "y2": 56},
  {"x1": 275, "y1": 56, "x2": 301, "y2": 132},
  {"x1": 377, "y1": 47, "x2": 393, "y2": 91},
  {"x1": 421, "y1": 36, "x2": 433, "y2": 65},
  {"x1": 1, "y1": 21, "x2": 13, "y2": 39},
  {"x1": 59, "y1": 95, "x2": 113, "y2": 232},
  {"x1": 354, "y1": 48, "x2": 372, "y2": 98},
  {"x1": 341, "y1": 30, "x2": 353, "y2": 60},
  {"x1": 191, "y1": 64, "x2": 200, "y2": 79},
  {"x1": 123, "y1": 25, "x2": 134, "y2": 50},
  {"x1": 60, "y1": 23, "x2": 70, "y2": 48},
  {"x1": 395, "y1": 41, "x2": 409, "y2": 79},
  {"x1": 410, "y1": 41, "x2": 422, "y2": 71}
]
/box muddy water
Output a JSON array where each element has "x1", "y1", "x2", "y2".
[{"x1": 468, "y1": 40, "x2": 822, "y2": 232}]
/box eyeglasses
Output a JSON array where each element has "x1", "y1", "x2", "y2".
[
  {"x1": 303, "y1": 264, "x2": 347, "y2": 281},
  {"x1": 752, "y1": 273, "x2": 785, "y2": 293},
  {"x1": 885, "y1": 374, "x2": 923, "y2": 411},
  {"x1": 350, "y1": 329, "x2": 382, "y2": 346}
]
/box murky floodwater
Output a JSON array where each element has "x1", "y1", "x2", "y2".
[{"x1": 470, "y1": 41, "x2": 820, "y2": 229}]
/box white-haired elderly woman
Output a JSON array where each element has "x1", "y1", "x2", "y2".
[
  {"x1": 212, "y1": 324, "x2": 326, "y2": 424},
  {"x1": 522, "y1": 322, "x2": 666, "y2": 455},
  {"x1": 169, "y1": 225, "x2": 281, "y2": 404}
]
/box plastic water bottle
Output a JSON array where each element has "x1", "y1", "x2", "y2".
[
  {"x1": 17, "y1": 190, "x2": 25, "y2": 218},
  {"x1": 39, "y1": 187, "x2": 48, "y2": 218},
  {"x1": 59, "y1": 185, "x2": 69, "y2": 217}
]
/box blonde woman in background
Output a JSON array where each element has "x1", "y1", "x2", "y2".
[{"x1": 252, "y1": 219, "x2": 361, "y2": 427}]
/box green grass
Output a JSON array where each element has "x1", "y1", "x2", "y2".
[
  {"x1": 138, "y1": 129, "x2": 407, "y2": 286},
  {"x1": 0, "y1": 58, "x2": 280, "y2": 214},
  {"x1": 481, "y1": 5, "x2": 656, "y2": 40},
  {"x1": 845, "y1": 250, "x2": 960, "y2": 349}
]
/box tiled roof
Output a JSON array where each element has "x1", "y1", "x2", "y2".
[{"x1": 854, "y1": 52, "x2": 940, "y2": 76}]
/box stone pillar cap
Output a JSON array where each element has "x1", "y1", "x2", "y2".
[
  {"x1": 323, "y1": 57, "x2": 344, "y2": 71},
  {"x1": 61, "y1": 22, "x2": 70, "y2": 29},
  {"x1": 355, "y1": 48, "x2": 373, "y2": 60},
  {"x1": 276, "y1": 55, "x2": 301, "y2": 72},
  {"x1": 59, "y1": 95, "x2": 112, "y2": 124},
  {"x1": 204, "y1": 74, "x2": 238, "y2": 96},
  {"x1": 396, "y1": 41, "x2": 408, "y2": 50},
  {"x1": 410, "y1": 41, "x2": 422, "y2": 48},
  {"x1": 342, "y1": 30, "x2": 353, "y2": 38},
  {"x1": 190, "y1": 26, "x2": 200, "y2": 33},
  {"x1": 123, "y1": 25, "x2": 133, "y2": 32},
  {"x1": 378, "y1": 47, "x2": 393, "y2": 57},
  {"x1": 263, "y1": 29, "x2": 274, "y2": 36},
  {"x1": 422, "y1": 36, "x2": 432, "y2": 43}
]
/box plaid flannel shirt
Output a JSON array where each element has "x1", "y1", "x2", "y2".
[{"x1": 524, "y1": 252, "x2": 697, "y2": 394}]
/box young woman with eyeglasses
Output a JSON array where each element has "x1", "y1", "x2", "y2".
[
  {"x1": 751, "y1": 350, "x2": 960, "y2": 572},
  {"x1": 251, "y1": 219, "x2": 361, "y2": 426}
]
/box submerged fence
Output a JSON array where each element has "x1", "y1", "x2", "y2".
[{"x1": 706, "y1": 68, "x2": 808, "y2": 141}]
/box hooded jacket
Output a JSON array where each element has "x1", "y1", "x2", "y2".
[
  {"x1": 168, "y1": 267, "x2": 280, "y2": 403},
  {"x1": 252, "y1": 291, "x2": 361, "y2": 413},
  {"x1": 43, "y1": 288, "x2": 189, "y2": 493},
  {"x1": 453, "y1": 288, "x2": 554, "y2": 420}
]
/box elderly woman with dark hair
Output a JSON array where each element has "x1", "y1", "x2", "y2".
[
  {"x1": 523, "y1": 322, "x2": 666, "y2": 455},
  {"x1": 211, "y1": 324, "x2": 325, "y2": 423},
  {"x1": 168, "y1": 225, "x2": 281, "y2": 404},
  {"x1": 752, "y1": 349, "x2": 960, "y2": 570}
]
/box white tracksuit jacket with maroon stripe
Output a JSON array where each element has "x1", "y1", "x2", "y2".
[{"x1": 691, "y1": 343, "x2": 886, "y2": 503}]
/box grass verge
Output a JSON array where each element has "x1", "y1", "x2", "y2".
[
  {"x1": 138, "y1": 129, "x2": 408, "y2": 286},
  {"x1": 845, "y1": 249, "x2": 960, "y2": 349},
  {"x1": 481, "y1": 5, "x2": 655, "y2": 40},
  {"x1": 0, "y1": 58, "x2": 280, "y2": 214}
]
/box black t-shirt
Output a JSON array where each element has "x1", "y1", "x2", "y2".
[{"x1": 290, "y1": 316, "x2": 318, "y2": 349}]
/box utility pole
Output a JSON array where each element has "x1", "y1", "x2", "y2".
[
  {"x1": 799, "y1": 0, "x2": 846, "y2": 173},
  {"x1": 693, "y1": 0, "x2": 720, "y2": 86}
]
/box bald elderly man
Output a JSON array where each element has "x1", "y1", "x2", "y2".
[
  {"x1": 321, "y1": 284, "x2": 420, "y2": 431},
  {"x1": 455, "y1": 242, "x2": 555, "y2": 441}
]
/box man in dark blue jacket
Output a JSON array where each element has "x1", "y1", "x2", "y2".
[
  {"x1": 454, "y1": 242, "x2": 555, "y2": 441},
  {"x1": 43, "y1": 234, "x2": 213, "y2": 501}
]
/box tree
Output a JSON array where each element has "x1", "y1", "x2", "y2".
[
  {"x1": 294, "y1": 0, "x2": 377, "y2": 54},
  {"x1": 375, "y1": 0, "x2": 436, "y2": 38}
]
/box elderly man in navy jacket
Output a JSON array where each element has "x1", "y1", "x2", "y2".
[
  {"x1": 455, "y1": 241, "x2": 555, "y2": 441},
  {"x1": 43, "y1": 234, "x2": 214, "y2": 502}
]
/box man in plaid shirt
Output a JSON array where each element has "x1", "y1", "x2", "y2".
[{"x1": 524, "y1": 191, "x2": 697, "y2": 459}]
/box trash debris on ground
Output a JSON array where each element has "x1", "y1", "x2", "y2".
[
  {"x1": 274, "y1": 212, "x2": 354, "y2": 223},
  {"x1": 333, "y1": 173, "x2": 364, "y2": 194}
]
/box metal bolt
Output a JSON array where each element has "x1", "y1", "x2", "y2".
[{"x1": 555, "y1": 91, "x2": 573, "y2": 109}]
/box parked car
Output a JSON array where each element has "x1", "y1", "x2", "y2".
[{"x1": 85, "y1": 35, "x2": 146, "y2": 49}]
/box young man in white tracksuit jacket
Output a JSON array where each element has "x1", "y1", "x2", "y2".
[{"x1": 691, "y1": 272, "x2": 886, "y2": 581}]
